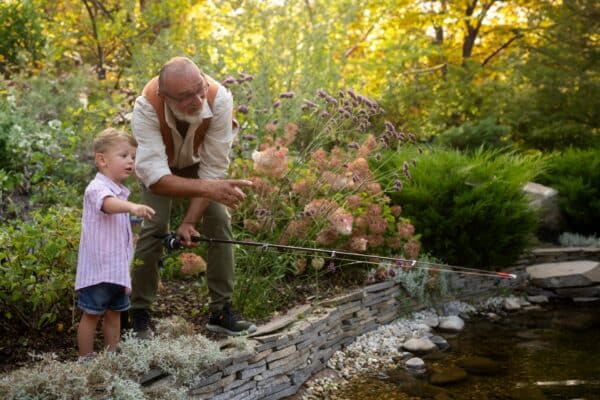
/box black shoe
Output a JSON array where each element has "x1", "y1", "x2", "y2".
[
  {"x1": 206, "y1": 303, "x2": 257, "y2": 336},
  {"x1": 131, "y1": 309, "x2": 152, "y2": 339}
]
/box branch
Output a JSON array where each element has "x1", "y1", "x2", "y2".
[
  {"x1": 482, "y1": 33, "x2": 522, "y2": 66},
  {"x1": 343, "y1": 24, "x2": 376, "y2": 59},
  {"x1": 402, "y1": 63, "x2": 447, "y2": 75}
]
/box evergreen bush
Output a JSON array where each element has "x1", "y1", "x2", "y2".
[
  {"x1": 538, "y1": 147, "x2": 600, "y2": 236},
  {"x1": 377, "y1": 147, "x2": 541, "y2": 268},
  {"x1": 435, "y1": 116, "x2": 512, "y2": 151}
]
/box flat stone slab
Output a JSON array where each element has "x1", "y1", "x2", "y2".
[
  {"x1": 248, "y1": 304, "x2": 312, "y2": 338},
  {"x1": 526, "y1": 260, "x2": 600, "y2": 288}
]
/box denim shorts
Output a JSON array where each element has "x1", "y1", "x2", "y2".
[{"x1": 77, "y1": 282, "x2": 130, "y2": 315}]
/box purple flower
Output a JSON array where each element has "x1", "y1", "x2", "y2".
[
  {"x1": 302, "y1": 99, "x2": 318, "y2": 109},
  {"x1": 238, "y1": 72, "x2": 254, "y2": 82},
  {"x1": 327, "y1": 262, "x2": 336, "y2": 273},
  {"x1": 273, "y1": 100, "x2": 281, "y2": 109},
  {"x1": 320, "y1": 111, "x2": 330, "y2": 118},
  {"x1": 279, "y1": 91, "x2": 295, "y2": 98},
  {"x1": 221, "y1": 76, "x2": 238, "y2": 85},
  {"x1": 237, "y1": 105, "x2": 249, "y2": 114}
]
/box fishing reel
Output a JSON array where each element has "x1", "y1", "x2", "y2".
[{"x1": 155, "y1": 233, "x2": 201, "y2": 250}]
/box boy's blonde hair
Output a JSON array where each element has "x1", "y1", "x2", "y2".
[{"x1": 93, "y1": 128, "x2": 137, "y2": 154}]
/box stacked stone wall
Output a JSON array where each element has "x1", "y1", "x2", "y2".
[{"x1": 142, "y1": 275, "x2": 523, "y2": 399}]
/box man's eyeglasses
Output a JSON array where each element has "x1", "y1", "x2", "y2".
[{"x1": 162, "y1": 82, "x2": 209, "y2": 103}]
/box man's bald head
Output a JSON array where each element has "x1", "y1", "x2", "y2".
[{"x1": 158, "y1": 57, "x2": 203, "y2": 96}]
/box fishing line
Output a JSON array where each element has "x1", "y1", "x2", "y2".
[{"x1": 159, "y1": 233, "x2": 517, "y2": 279}]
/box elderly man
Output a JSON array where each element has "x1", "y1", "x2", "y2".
[{"x1": 129, "y1": 56, "x2": 255, "y2": 336}]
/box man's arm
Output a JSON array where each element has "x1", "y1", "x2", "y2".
[
  {"x1": 132, "y1": 96, "x2": 251, "y2": 208},
  {"x1": 149, "y1": 175, "x2": 251, "y2": 209}
]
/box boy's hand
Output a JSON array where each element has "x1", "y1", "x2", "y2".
[{"x1": 130, "y1": 204, "x2": 155, "y2": 219}]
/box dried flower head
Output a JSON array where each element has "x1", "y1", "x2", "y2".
[
  {"x1": 179, "y1": 252, "x2": 207, "y2": 275},
  {"x1": 346, "y1": 235, "x2": 368, "y2": 252},
  {"x1": 397, "y1": 221, "x2": 415, "y2": 238},
  {"x1": 311, "y1": 257, "x2": 325, "y2": 270},
  {"x1": 252, "y1": 146, "x2": 289, "y2": 177},
  {"x1": 328, "y1": 208, "x2": 354, "y2": 236},
  {"x1": 403, "y1": 239, "x2": 421, "y2": 259}
]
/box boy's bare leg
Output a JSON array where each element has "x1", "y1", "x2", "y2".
[
  {"x1": 102, "y1": 310, "x2": 121, "y2": 352},
  {"x1": 77, "y1": 313, "x2": 101, "y2": 356}
]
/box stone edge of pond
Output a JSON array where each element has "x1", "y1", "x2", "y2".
[{"x1": 141, "y1": 268, "x2": 527, "y2": 399}]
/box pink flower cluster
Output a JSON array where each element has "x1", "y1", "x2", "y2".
[{"x1": 252, "y1": 146, "x2": 289, "y2": 177}]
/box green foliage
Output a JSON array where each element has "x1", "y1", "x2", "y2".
[
  {"x1": 378, "y1": 146, "x2": 541, "y2": 268},
  {"x1": 504, "y1": 0, "x2": 600, "y2": 151},
  {"x1": 0, "y1": 73, "x2": 95, "y2": 221},
  {"x1": 0, "y1": 206, "x2": 80, "y2": 329},
  {"x1": 435, "y1": 116, "x2": 512, "y2": 151},
  {"x1": 0, "y1": 0, "x2": 45, "y2": 75},
  {"x1": 538, "y1": 148, "x2": 600, "y2": 235}
]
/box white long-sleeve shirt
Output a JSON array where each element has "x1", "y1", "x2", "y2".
[{"x1": 131, "y1": 85, "x2": 238, "y2": 187}]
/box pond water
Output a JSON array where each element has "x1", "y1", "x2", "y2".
[{"x1": 336, "y1": 302, "x2": 600, "y2": 400}]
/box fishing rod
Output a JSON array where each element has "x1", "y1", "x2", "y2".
[{"x1": 156, "y1": 233, "x2": 517, "y2": 279}]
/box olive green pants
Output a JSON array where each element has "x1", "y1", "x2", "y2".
[{"x1": 130, "y1": 168, "x2": 234, "y2": 314}]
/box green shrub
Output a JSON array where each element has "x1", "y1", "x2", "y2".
[
  {"x1": 0, "y1": 206, "x2": 80, "y2": 329},
  {"x1": 435, "y1": 116, "x2": 513, "y2": 151},
  {"x1": 538, "y1": 147, "x2": 600, "y2": 235},
  {"x1": 377, "y1": 147, "x2": 541, "y2": 268},
  {"x1": 0, "y1": 94, "x2": 91, "y2": 221}
]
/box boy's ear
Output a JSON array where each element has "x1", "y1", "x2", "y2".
[{"x1": 94, "y1": 152, "x2": 106, "y2": 167}]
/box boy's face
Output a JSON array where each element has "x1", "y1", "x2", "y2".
[{"x1": 96, "y1": 141, "x2": 136, "y2": 183}]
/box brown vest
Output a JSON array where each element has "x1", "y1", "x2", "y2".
[{"x1": 141, "y1": 76, "x2": 218, "y2": 167}]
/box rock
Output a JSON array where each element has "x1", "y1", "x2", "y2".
[
  {"x1": 522, "y1": 181, "x2": 563, "y2": 240},
  {"x1": 503, "y1": 297, "x2": 521, "y2": 311},
  {"x1": 422, "y1": 316, "x2": 440, "y2": 328},
  {"x1": 402, "y1": 337, "x2": 437, "y2": 353},
  {"x1": 405, "y1": 357, "x2": 425, "y2": 369},
  {"x1": 438, "y1": 316, "x2": 465, "y2": 331},
  {"x1": 526, "y1": 295, "x2": 549, "y2": 304},
  {"x1": 526, "y1": 260, "x2": 600, "y2": 288},
  {"x1": 572, "y1": 297, "x2": 600, "y2": 303},
  {"x1": 429, "y1": 335, "x2": 450, "y2": 351},
  {"x1": 555, "y1": 285, "x2": 600, "y2": 298},
  {"x1": 429, "y1": 366, "x2": 468, "y2": 385},
  {"x1": 457, "y1": 356, "x2": 502, "y2": 376},
  {"x1": 405, "y1": 357, "x2": 427, "y2": 375}
]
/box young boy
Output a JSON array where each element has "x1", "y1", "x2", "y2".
[{"x1": 75, "y1": 128, "x2": 155, "y2": 359}]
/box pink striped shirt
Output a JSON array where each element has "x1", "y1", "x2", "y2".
[{"x1": 75, "y1": 173, "x2": 133, "y2": 291}]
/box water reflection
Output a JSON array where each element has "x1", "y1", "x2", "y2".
[{"x1": 337, "y1": 303, "x2": 600, "y2": 400}]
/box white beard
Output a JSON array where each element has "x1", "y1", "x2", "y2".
[{"x1": 169, "y1": 104, "x2": 204, "y2": 125}]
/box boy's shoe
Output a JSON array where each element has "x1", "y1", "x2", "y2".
[
  {"x1": 77, "y1": 352, "x2": 97, "y2": 363},
  {"x1": 206, "y1": 303, "x2": 257, "y2": 336},
  {"x1": 131, "y1": 309, "x2": 152, "y2": 339}
]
